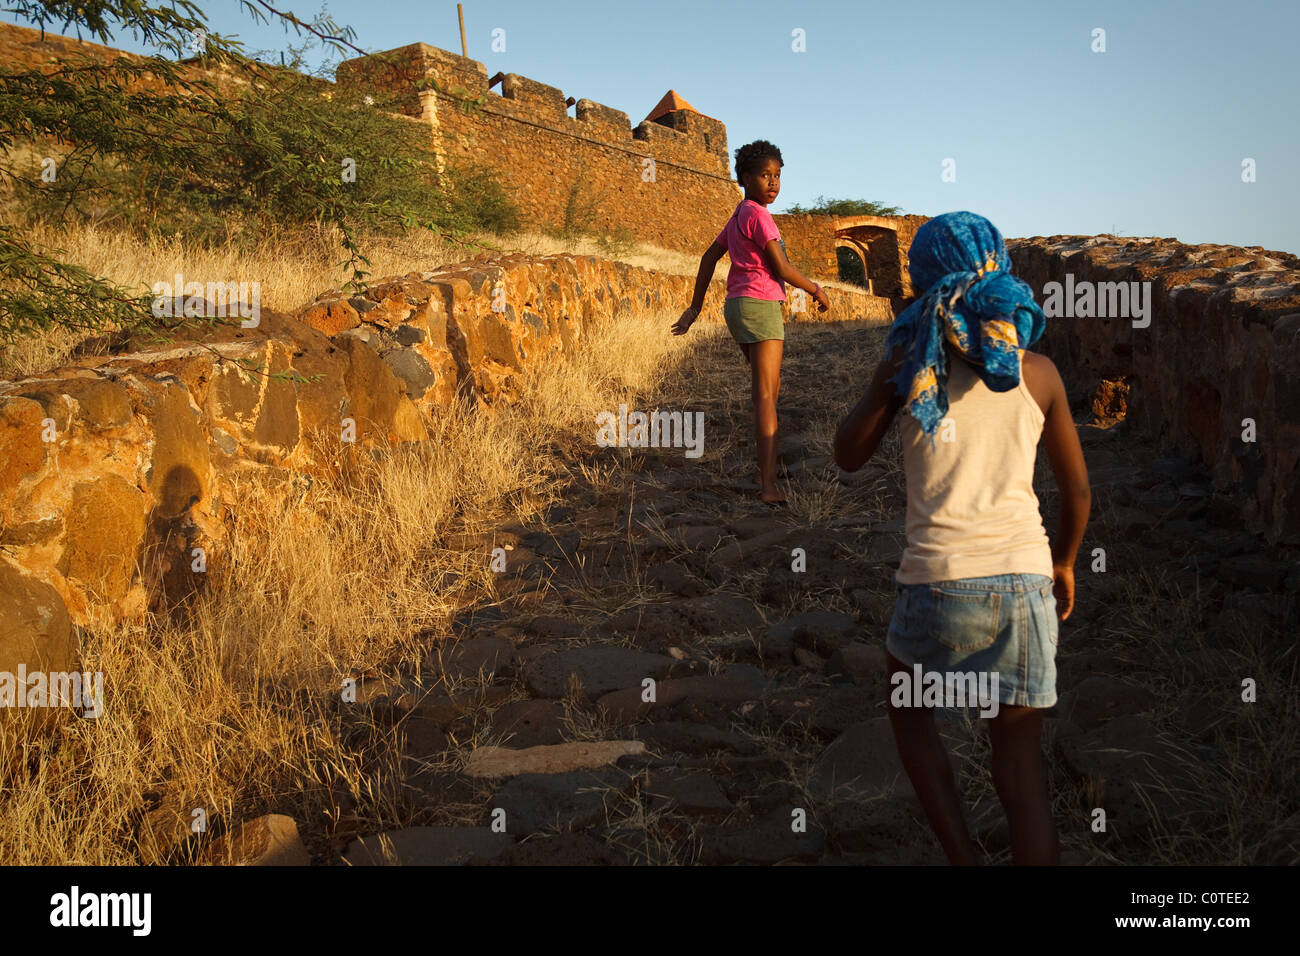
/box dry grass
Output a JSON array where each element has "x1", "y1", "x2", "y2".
[
  {"x1": 0, "y1": 220, "x2": 698, "y2": 378},
  {"x1": 0, "y1": 219, "x2": 864, "y2": 381},
  {"x1": 0, "y1": 297, "x2": 697, "y2": 865},
  {"x1": 0, "y1": 218, "x2": 733, "y2": 379}
]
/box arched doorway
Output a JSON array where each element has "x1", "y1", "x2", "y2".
[
  {"x1": 832, "y1": 216, "x2": 908, "y2": 301},
  {"x1": 834, "y1": 238, "x2": 870, "y2": 292}
]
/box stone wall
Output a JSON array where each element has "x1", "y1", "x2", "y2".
[
  {"x1": 0, "y1": 20, "x2": 141, "y2": 69},
  {"x1": 1008, "y1": 236, "x2": 1300, "y2": 542},
  {"x1": 890, "y1": 216, "x2": 930, "y2": 300},
  {"x1": 336, "y1": 43, "x2": 742, "y2": 255},
  {"x1": 0, "y1": 253, "x2": 893, "y2": 660},
  {"x1": 0, "y1": 21, "x2": 321, "y2": 97},
  {"x1": 772, "y1": 214, "x2": 838, "y2": 279},
  {"x1": 772, "y1": 212, "x2": 932, "y2": 298}
]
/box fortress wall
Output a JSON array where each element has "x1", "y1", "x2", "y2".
[
  {"x1": 431, "y1": 97, "x2": 739, "y2": 252},
  {"x1": 0, "y1": 21, "x2": 324, "y2": 98},
  {"x1": 773, "y1": 213, "x2": 933, "y2": 292},
  {"x1": 0, "y1": 20, "x2": 145, "y2": 70},
  {"x1": 772, "y1": 215, "x2": 839, "y2": 279},
  {"x1": 0, "y1": 23, "x2": 743, "y2": 255},
  {"x1": 1008, "y1": 236, "x2": 1300, "y2": 542},
  {"x1": 890, "y1": 215, "x2": 931, "y2": 299},
  {"x1": 337, "y1": 43, "x2": 741, "y2": 253}
]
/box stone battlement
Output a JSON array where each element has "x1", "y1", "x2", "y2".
[
  {"x1": 335, "y1": 42, "x2": 737, "y2": 252},
  {"x1": 336, "y1": 43, "x2": 731, "y2": 179}
]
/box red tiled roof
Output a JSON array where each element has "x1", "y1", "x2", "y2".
[{"x1": 644, "y1": 89, "x2": 702, "y2": 122}]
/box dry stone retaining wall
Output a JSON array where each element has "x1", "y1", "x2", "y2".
[{"x1": 1008, "y1": 235, "x2": 1300, "y2": 542}]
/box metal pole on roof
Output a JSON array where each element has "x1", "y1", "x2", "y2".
[{"x1": 458, "y1": 4, "x2": 468, "y2": 57}]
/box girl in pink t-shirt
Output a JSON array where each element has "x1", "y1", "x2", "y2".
[{"x1": 671, "y1": 140, "x2": 829, "y2": 504}]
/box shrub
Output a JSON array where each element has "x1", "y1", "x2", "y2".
[
  {"x1": 0, "y1": 2, "x2": 514, "y2": 349},
  {"x1": 784, "y1": 196, "x2": 903, "y2": 217}
]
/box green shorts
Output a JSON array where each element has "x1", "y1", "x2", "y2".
[{"x1": 723, "y1": 296, "x2": 785, "y2": 344}]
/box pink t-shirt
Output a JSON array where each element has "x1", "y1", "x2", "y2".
[{"x1": 715, "y1": 200, "x2": 785, "y2": 300}]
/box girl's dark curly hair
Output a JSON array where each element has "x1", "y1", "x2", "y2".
[{"x1": 734, "y1": 140, "x2": 783, "y2": 186}]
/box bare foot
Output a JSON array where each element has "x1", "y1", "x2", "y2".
[{"x1": 760, "y1": 485, "x2": 787, "y2": 505}]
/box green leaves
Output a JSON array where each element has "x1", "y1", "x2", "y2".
[
  {"x1": 0, "y1": 229, "x2": 154, "y2": 346},
  {"x1": 784, "y1": 196, "x2": 904, "y2": 217},
  {"x1": 1, "y1": 1, "x2": 519, "y2": 356}
]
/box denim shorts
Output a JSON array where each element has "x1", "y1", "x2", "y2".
[{"x1": 885, "y1": 573, "x2": 1059, "y2": 709}]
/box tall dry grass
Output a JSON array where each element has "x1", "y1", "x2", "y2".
[
  {"x1": 0, "y1": 219, "x2": 863, "y2": 381},
  {"x1": 0, "y1": 299, "x2": 705, "y2": 864},
  {"x1": 0, "y1": 221, "x2": 734, "y2": 381}
]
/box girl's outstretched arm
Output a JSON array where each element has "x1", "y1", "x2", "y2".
[
  {"x1": 672, "y1": 240, "x2": 727, "y2": 335},
  {"x1": 763, "y1": 240, "x2": 830, "y2": 311},
  {"x1": 834, "y1": 345, "x2": 905, "y2": 470}
]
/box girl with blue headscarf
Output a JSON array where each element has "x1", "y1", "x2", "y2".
[
  {"x1": 884, "y1": 210, "x2": 1046, "y2": 447},
  {"x1": 834, "y1": 211, "x2": 1091, "y2": 866}
]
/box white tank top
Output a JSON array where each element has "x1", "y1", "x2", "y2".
[{"x1": 895, "y1": 343, "x2": 1054, "y2": 585}]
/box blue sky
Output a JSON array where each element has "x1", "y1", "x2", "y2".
[{"x1": 10, "y1": 0, "x2": 1298, "y2": 253}]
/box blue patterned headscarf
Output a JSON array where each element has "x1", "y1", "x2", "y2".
[{"x1": 884, "y1": 211, "x2": 1045, "y2": 451}]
